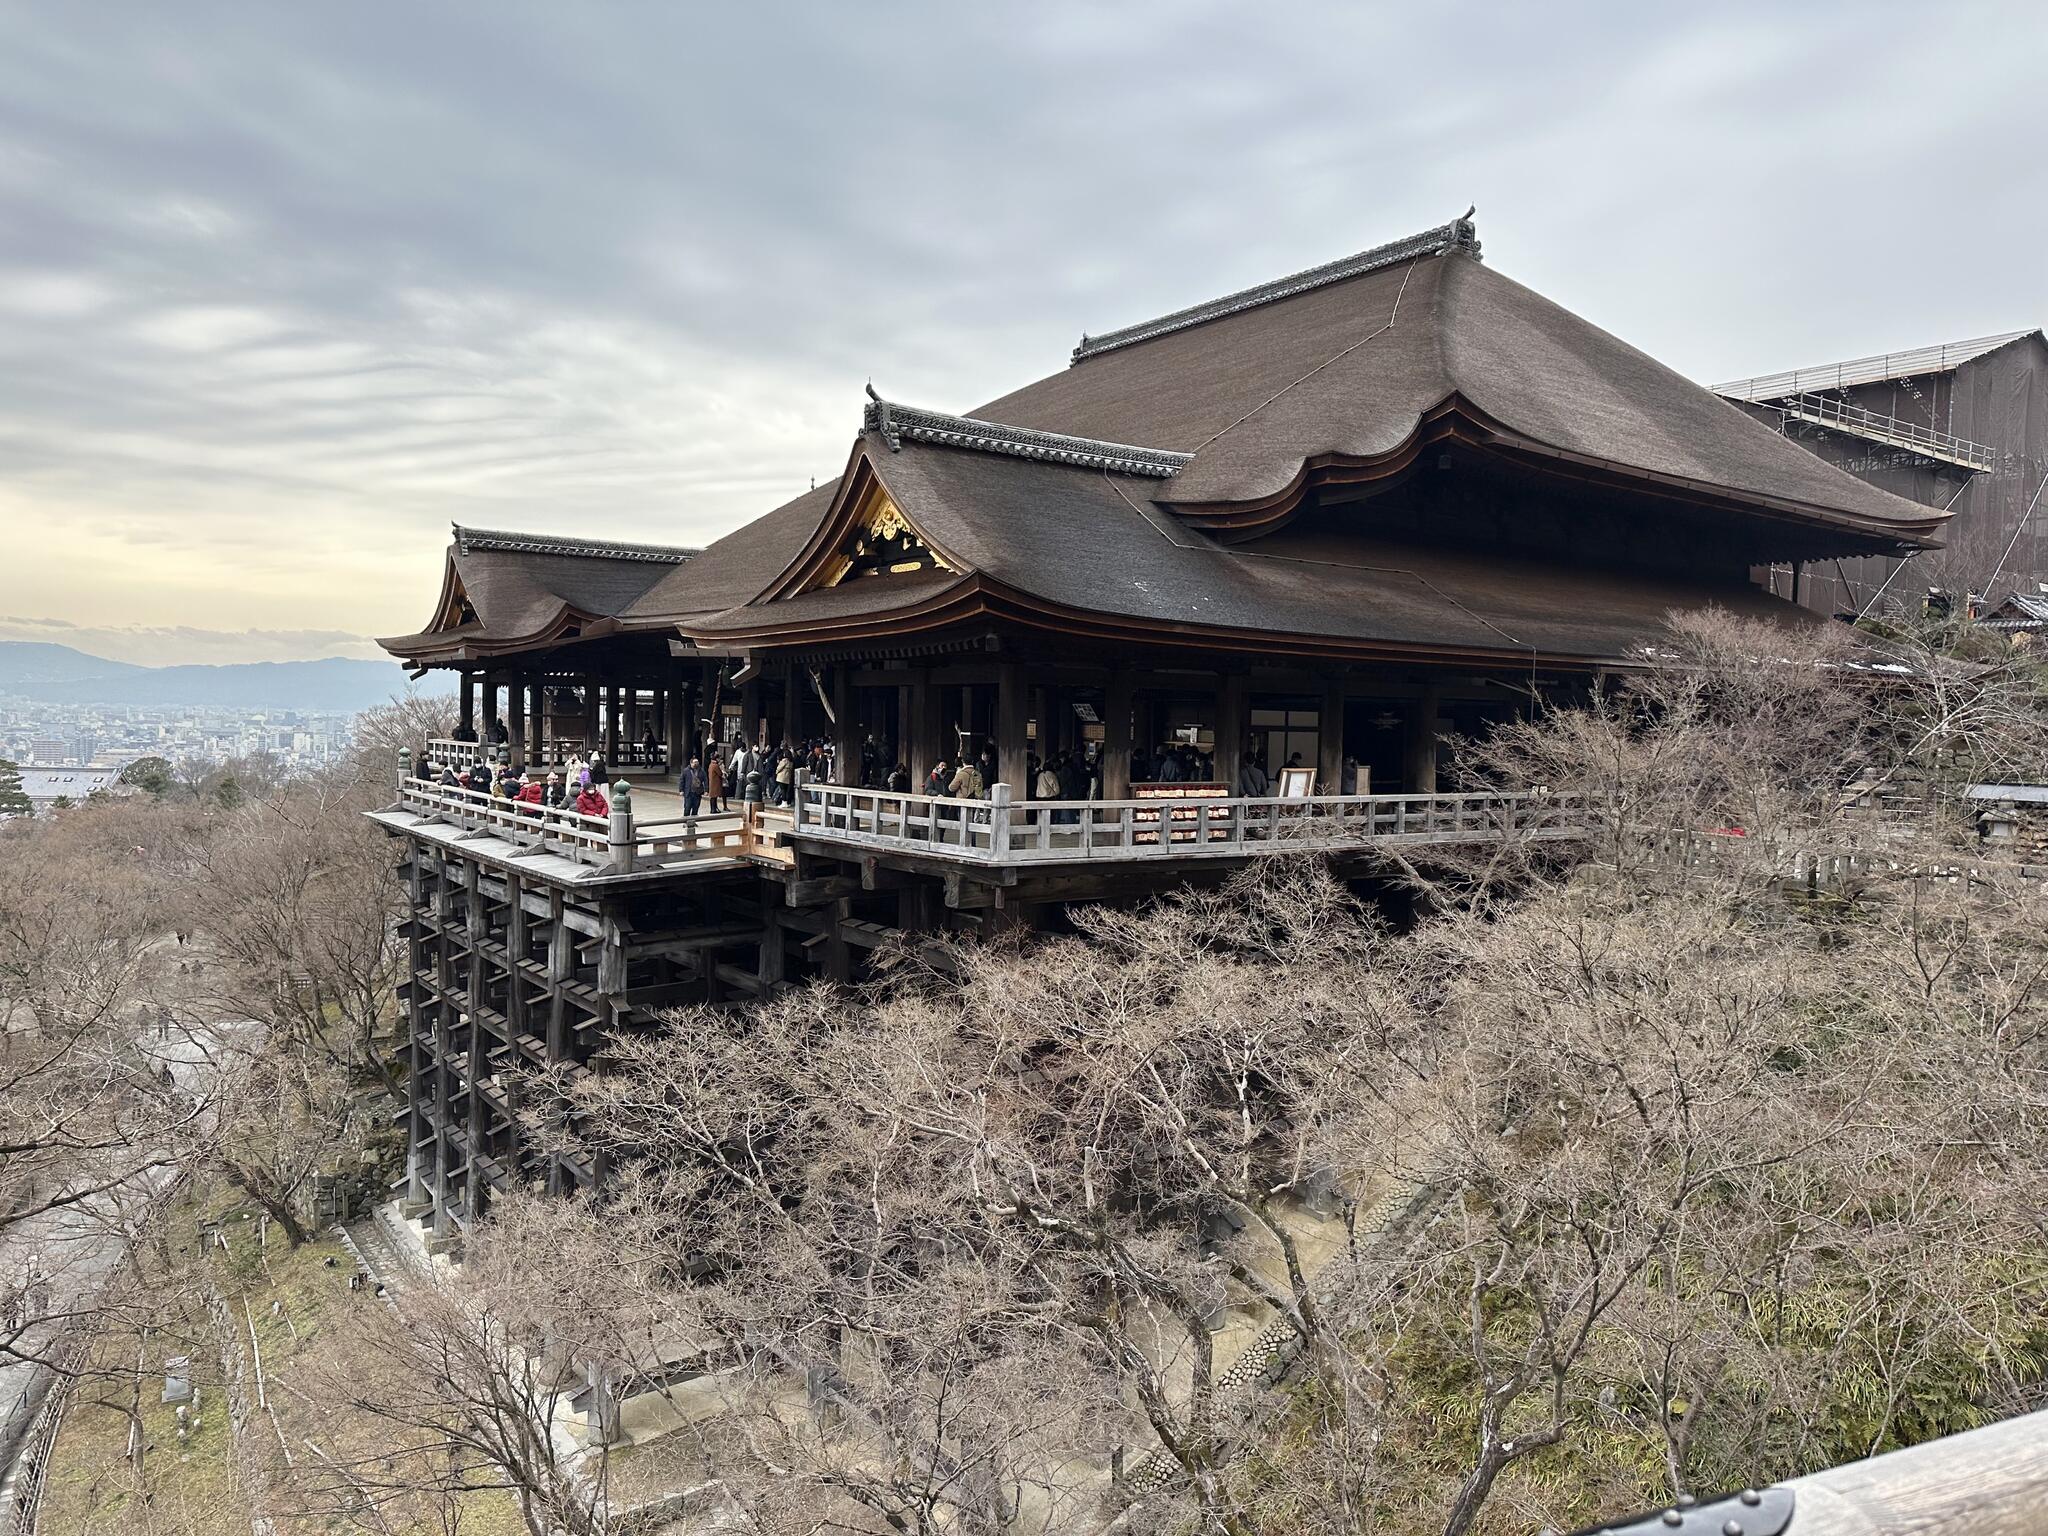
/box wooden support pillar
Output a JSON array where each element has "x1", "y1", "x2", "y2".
[
  {"x1": 482, "y1": 674, "x2": 501, "y2": 740},
  {"x1": 582, "y1": 675, "x2": 599, "y2": 753},
  {"x1": 758, "y1": 907, "x2": 786, "y2": 987},
  {"x1": 664, "y1": 680, "x2": 686, "y2": 771},
  {"x1": 527, "y1": 677, "x2": 544, "y2": 764},
  {"x1": 996, "y1": 662, "x2": 1029, "y2": 796},
  {"x1": 506, "y1": 873, "x2": 527, "y2": 1036},
  {"x1": 1215, "y1": 672, "x2": 1247, "y2": 794},
  {"x1": 598, "y1": 906, "x2": 629, "y2": 995},
  {"x1": 897, "y1": 882, "x2": 938, "y2": 933},
  {"x1": 603, "y1": 684, "x2": 620, "y2": 762},
  {"x1": 1103, "y1": 668, "x2": 1133, "y2": 801},
  {"x1": 506, "y1": 678, "x2": 526, "y2": 771},
  {"x1": 741, "y1": 677, "x2": 762, "y2": 749},
  {"x1": 825, "y1": 898, "x2": 853, "y2": 985},
  {"x1": 546, "y1": 891, "x2": 572, "y2": 1063},
  {"x1": 831, "y1": 667, "x2": 858, "y2": 785},
  {"x1": 458, "y1": 671, "x2": 476, "y2": 736},
  {"x1": 1317, "y1": 675, "x2": 1345, "y2": 795},
  {"x1": 910, "y1": 668, "x2": 941, "y2": 784},
  {"x1": 1404, "y1": 681, "x2": 1441, "y2": 794},
  {"x1": 700, "y1": 661, "x2": 721, "y2": 759}
]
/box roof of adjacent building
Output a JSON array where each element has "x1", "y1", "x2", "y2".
[
  {"x1": 1965, "y1": 783, "x2": 2048, "y2": 805},
  {"x1": 378, "y1": 523, "x2": 698, "y2": 659},
  {"x1": 385, "y1": 216, "x2": 1956, "y2": 668},
  {"x1": 1713, "y1": 330, "x2": 2042, "y2": 402},
  {"x1": 1982, "y1": 590, "x2": 2048, "y2": 629},
  {"x1": 21, "y1": 766, "x2": 123, "y2": 802}
]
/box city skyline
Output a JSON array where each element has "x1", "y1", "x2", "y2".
[{"x1": 3, "y1": 2, "x2": 2046, "y2": 663}]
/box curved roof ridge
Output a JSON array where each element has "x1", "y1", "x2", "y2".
[
  {"x1": 862, "y1": 396, "x2": 1191, "y2": 478},
  {"x1": 1070, "y1": 209, "x2": 1480, "y2": 364},
  {"x1": 452, "y1": 524, "x2": 700, "y2": 563}
]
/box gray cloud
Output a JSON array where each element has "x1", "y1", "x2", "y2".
[{"x1": 0, "y1": 3, "x2": 2043, "y2": 658}]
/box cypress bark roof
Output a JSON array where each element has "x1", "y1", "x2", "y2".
[
  {"x1": 975, "y1": 241, "x2": 1947, "y2": 533},
  {"x1": 378, "y1": 523, "x2": 698, "y2": 660},
  {"x1": 386, "y1": 217, "x2": 1955, "y2": 669},
  {"x1": 686, "y1": 431, "x2": 1817, "y2": 666}
]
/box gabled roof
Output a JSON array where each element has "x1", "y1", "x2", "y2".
[
  {"x1": 392, "y1": 217, "x2": 1961, "y2": 669},
  {"x1": 379, "y1": 523, "x2": 697, "y2": 662},
  {"x1": 975, "y1": 224, "x2": 1948, "y2": 539},
  {"x1": 1714, "y1": 330, "x2": 2042, "y2": 402},
  {"x1": 682, "y1": 430, "x2": 1825, "y2": 668}
]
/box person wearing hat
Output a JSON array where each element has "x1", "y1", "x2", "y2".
[{"x1": 542, "y1": 772, "x2": 566, "y2": 809}]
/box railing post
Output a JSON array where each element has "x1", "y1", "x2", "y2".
[
  {"x1": 793, "y1": 768, "x2": 809, "y2": 830},
  {"x1": 608, "y1": 780, "x2": 635, "y2": 874},
  {"x1": 395, "y1": 746, "x2": 410, "y2": 794},
  {"x1": 990, "y1": 783, "x2": 1012, "y2": 860}
]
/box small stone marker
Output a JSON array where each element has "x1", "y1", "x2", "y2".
[{"x1": 162, "y1": 1354, "x2": 193, "y2": 1404}]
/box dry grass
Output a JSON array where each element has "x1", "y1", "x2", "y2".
[{"x1": 38, "y1": 1187, "x2": 528, "y2": 1536}]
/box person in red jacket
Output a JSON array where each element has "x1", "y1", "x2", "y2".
[
  {"x1": 575, "y1": 783, "x2": 609, "y2": 818},
  {"x1": 514, "y1": 774, "x2": 546, "y2": 814}
]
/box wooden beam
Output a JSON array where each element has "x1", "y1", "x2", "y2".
[
  {"x1": 785, "y1": 875, "x2": 863, "y2": 907},
  {"x1": 859, "y1": 855, "x2": 915, "y2": 892},
  {"x1": 943, "y1": 871, "x2": 999, "y2": 910}
]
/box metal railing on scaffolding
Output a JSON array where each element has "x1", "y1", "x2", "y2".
[{"x1": 1755, "y1": 393, "x2": 1997, "y2": 472}]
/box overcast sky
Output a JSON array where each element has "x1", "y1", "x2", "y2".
[{"x1": 2, "y1": 2, "x2": 2044, "y2": 664}]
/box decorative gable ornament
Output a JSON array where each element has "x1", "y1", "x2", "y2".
[{"x1": 830, "y1": 486, "x2": 947, "y2": 584}]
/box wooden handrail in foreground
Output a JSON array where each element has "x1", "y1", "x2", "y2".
[
  {"x1": 1780, "y1": 1406, "x2": 2048, "y2": 1535},
  {"x1": 1572, "y1": 1407, "x2": 2048, "y2": 1535}
]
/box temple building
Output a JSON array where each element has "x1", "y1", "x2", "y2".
[{"x1": 374, "y1": 213, "x2": 1947, "y2": 1235}]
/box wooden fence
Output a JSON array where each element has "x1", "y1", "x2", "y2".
[{"x1": 793, "y1": 777, "x2": 1592, "y2": 866}]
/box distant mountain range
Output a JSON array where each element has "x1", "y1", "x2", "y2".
[{"x1": 0, "y1": 641, "x2": 453, "y2": 712}]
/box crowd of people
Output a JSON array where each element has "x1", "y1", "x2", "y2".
[
  {"x1": 411, "y1": 726, "x2": 1304, "y2": 831},
  {"x1": 409, "y1": 746, "x2": 614, "y2": 819}
]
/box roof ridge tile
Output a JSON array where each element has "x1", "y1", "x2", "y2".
[
  {"x1": 1070, "y1": 210, "x2": 1480, "y2": 364},
  {"x1": 861, "y1": 397, "x2": 1191, "y2": 478},
  {"x1": 452, "y1": 525, "x2": 699, "y2": 563}
]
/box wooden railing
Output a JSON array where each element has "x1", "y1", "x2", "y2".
[
  {"x1": 427, "y1": 737, "x2": 486, "y2": 770},
  {"x1": 793, "y1": 778, "x2": 1591, "y2": 866},
  {"x1": 394, "y1": 755, "x2": 755, "y2": 874}
]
